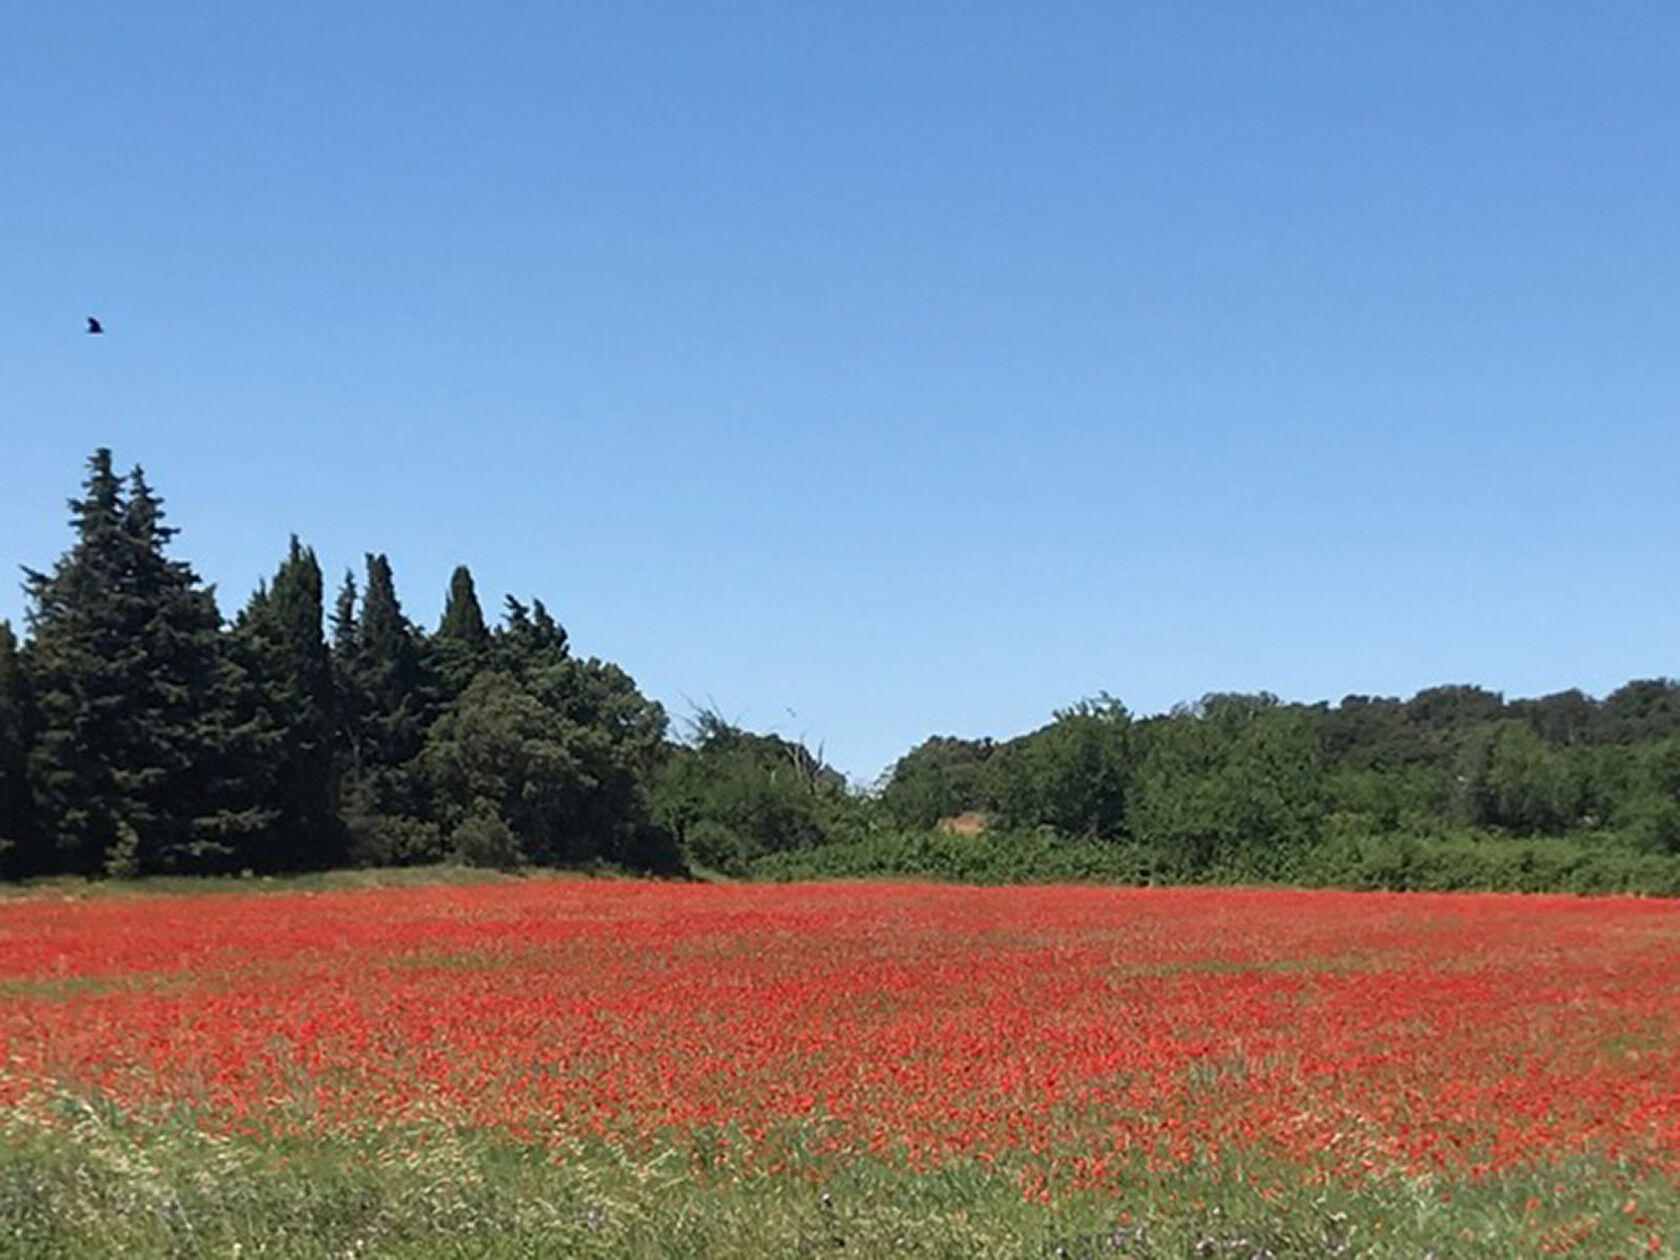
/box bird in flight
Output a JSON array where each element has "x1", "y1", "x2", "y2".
[{"x1": 86, "y1": 317, "x2": 104, "y2": 335}]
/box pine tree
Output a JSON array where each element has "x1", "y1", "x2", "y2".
[
  {"x1": 23, "y1": 450, "x2": 132, "y2": 873},
  {"x1": 24, "y1": 453, "x2": 234, "y2": 874},
  {"x1": 124, "y1": 467, "x2": 268, "y2": 870},
  {"x1": 0, "y1": 620, "x2": 38, "y2": 876}
]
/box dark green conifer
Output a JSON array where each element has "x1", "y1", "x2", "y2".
[
  {"x1": 23, "y1": 450, "x2": 133, "y2": 873},
  {"x1": 438, "y1": 565, "x2": 489, "y2": 649},
  {"x1": 435, "y1": 564, "x2": 491, "y2": 697},
  {"x1": 354, "y1": 555, "x2": 428, "y2": 762},
  {"x1": 425, "y1": 592, "x2": 674, "y2": 870},
  {"x1": 336, "y1": 554, "x2": 439, "y2": 863},
  {"x1": 0, "y1": 621, "x2": 37, "y2": 875},
  {"x1": 494, "y1": 596, "x2": 569, "y2": 681},
  {"x1": 231, "y1": 537, "x2": 343, "y2": 870},
  {"x1": 24, "y1": 453, "x2": 234, "y2": 874},
  {"x1": 330, "y1": 570, "x2": 358, "y2": 657}
]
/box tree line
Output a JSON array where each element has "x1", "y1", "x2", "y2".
[
  {"x1": 2, "y1": 449, "x2": 1677, "y2": 889},
  {"x1": 867, "y1": 685, "x2": 1680, "y2": 886},
  {"x1": 0, "y1": 450, "x2": 677, "y2": 878}
]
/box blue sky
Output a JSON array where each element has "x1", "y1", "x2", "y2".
[{"x1": 3, "y1": 4, "x2": 1676, "y2": 781}]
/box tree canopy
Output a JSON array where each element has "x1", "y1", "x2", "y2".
[{"x1": 3, "y1": 449, "x2": 1677, "y2": 891}]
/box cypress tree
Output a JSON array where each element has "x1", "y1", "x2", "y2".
[
  {"x1": 435, "y1": 564, "x2": 491, "y2": 697},
  {"x1": 438, "y1": 565, "x2": 489, "y2": 649},
  {"x1": 328, "y1": 567, "x2": 360, "y2": 778},
  {"x1": 330, "y1": 570, "x2": 358, "y2": 658},
  {"x1": 355, "y1": 554, "x2": 428, "y2": 765},
  {"x1": 337, "y1": 554, "x2": 439, "y2": 862},
  {"x1": 231, "y1": 537, "x2": 342, "y2": 870}
]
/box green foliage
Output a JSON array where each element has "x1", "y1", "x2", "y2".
[
  {"x1": 0, "y1": 621, "x2": 36, "y2": 875},
  {"x1": 424, "y1": 597, "x2": 676, "y2": 872},
  {"x1": 878, "y1": 735, "x2": 996, "y2": 829},
  {"x1": 1617, "y1": 736, "x2": 1680, "y2": 854},
  {"x1": 102, "y1": 818, "x2": 142, "y2": 880},
  {"x1": 334, "y1": 554, "x2": 440, "y2": 865},
  {"x1": 1599, "y1": 677, "x2": 1680, "y2": 742},
  {"x1": 21, "y1": 453, "x2": 244, "y2": 875},
  {"x1": 2, "y1": 448, "x2": 1677, "y2": 893},
  {"x1": 449, "y1": 797, "x2": 526, "y2": 869},
  {"x1": 425, "y1": 670, "x2": 594, "y2": 865},
  {"x1": 329, "y1": 568, "x2": 357, "y2": 657},
  {"x1": 1400, "y1": 684, "x2": 1506, "y2": 764},
  {"x1": 653, "y1": 712, "x2": 853, "y2": 875},
  {"x1": 434, "y1": 563, "x2": 492, "y2": 698},
  {"x1": 990, "y1": 696, "x2": 1132, "y2": 838},
  {"x1": 1323, "y1": 764, "x2": 1452, "y2": 835},
  {"x1": 437, "y1": 564, "x2": 490, "y2": 650},
  {"x1": 1455, "y1": 719, "x2": 1582, "y2": 834},
  {"x1": 1508, "y1": 687, "x2": 1599, "y2": 746},
  {"x1": 0, "y1": 453, "x2": 685, "y2": 882},
  {"x1": 754, "y1": 827, "x2": 1161, "y2": 885},
  {"x1": 861, "y1": 686, "x2": 1680, "y2": 894},
  {"x1": 1127, "y1": 696, "x2": 1325, "y2": 876},
  {"x1": 755, "y1": 824, "x2": 1680, "y2": 896},
  {"x1": 1305, "y1": 829, "x2": 1680, "y2": 896},
  {"x1": 228, "y1": 537, "x2": 343, "y2": 871}
]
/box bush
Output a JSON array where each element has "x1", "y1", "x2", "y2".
[
  {"x1": 752, "y1": 829, "x2": 1160, "y2": 885},
  {"x1": 450, "y1": 801, "x2": 525, "y2": 869},
  {"x1": 750, "y1": 827, "x2": 1680, "y2": 896}
]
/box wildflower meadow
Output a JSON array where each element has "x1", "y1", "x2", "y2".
[{"x1": 2, "y1": 878, "x2": 1676, "y2": 1256}]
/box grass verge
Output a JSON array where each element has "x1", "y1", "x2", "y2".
[{"x1": 2, "y1": 1096, "x2": 1673, "y2": 1258}]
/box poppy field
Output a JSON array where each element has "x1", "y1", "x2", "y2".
[{"x1": 2, "y1": 878, "x2": 1678, "y2": 1256}]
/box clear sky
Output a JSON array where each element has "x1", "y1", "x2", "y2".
[{"x1": 3, "y1": 4, "x2": 1676, "y2": 782}]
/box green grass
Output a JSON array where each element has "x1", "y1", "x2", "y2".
[
  {"x1": 2, "y1": 1096, "x2": 1674, "y2": 1258},
  {"x1": 0, "y1": 864, "x2": 570, "y2": 901}
]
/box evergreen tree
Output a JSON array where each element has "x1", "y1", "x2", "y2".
[
  {"x1": 336, "y1": 554, "x2": 439, "y2": 863},
  {"x1": 0, "y1": 621, "x2": 37, "y2": 875},
  {"x1": 353, "y1": 554, "x2": 430, "y2": 766},
  {"x1": 230, "y1": 537, "x2": 343, "y2": 870},
  {"x1": 435, "y1": 564, "x2": 491, "y2": 697},
  {"x1": 330, "y1": 569, "x2": 358, "y2": 658},
  {"x1": 327, "y1": 567, "x2": 360, "y2": 818},
  {"x1": 493, "y1": 595, "x2": 569, "y2": 675},
  {"x1": 24, "y1": 453, "x2": 236, "y2": 874},
  {"x1": 438, "y1": 565, "x2": 489, "y2": 649},
  {"x1": 425, "y1": 595, "x2": 676, "y2": 871},
  {"x1": 125, "y1": 468, "x2": 277, "y2": 868},
  {"x1": 21, "y1": 450, "x2": 124, "y2": 872}
]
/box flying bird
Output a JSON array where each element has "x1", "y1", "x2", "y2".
[{"x1": 86, "y1": 317, "x2": 104, "y2": 335}]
